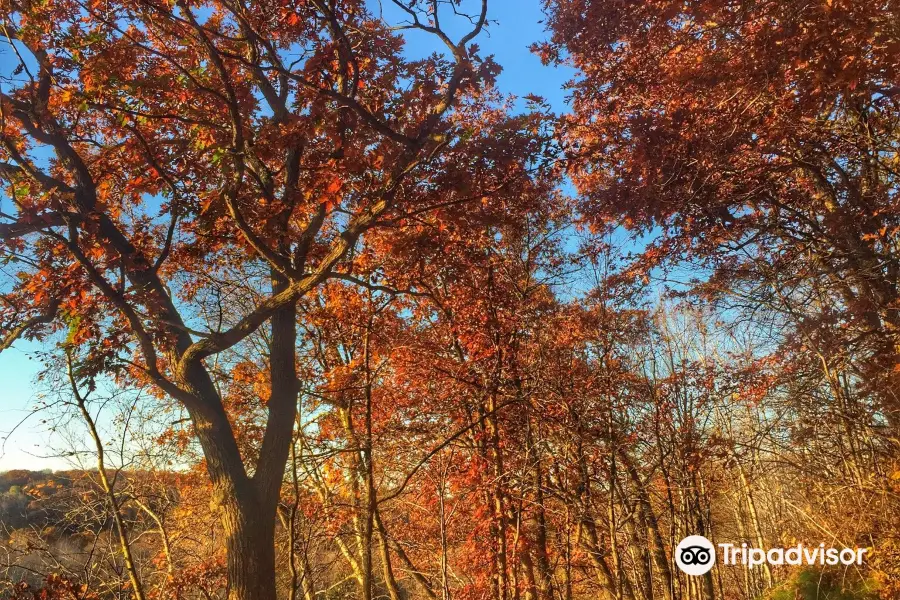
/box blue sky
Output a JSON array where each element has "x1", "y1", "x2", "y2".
[
  {"x1": 0, "y1": 0, "x2": 574, "y2": 471},
  {"x1": 377, "y1": 0, "x2": 574, "y2": 110}
]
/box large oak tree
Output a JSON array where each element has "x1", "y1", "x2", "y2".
[{"x1": 0, "y1": 1, "x2": 557, "y2": 598}]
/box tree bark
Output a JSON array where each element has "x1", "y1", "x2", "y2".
[
  {"x1": 620, "y1": 452, "x2": 673, "y2": 600},
  {"x1": 201, "y1": 273, "x2": 299, "y2": 600}
]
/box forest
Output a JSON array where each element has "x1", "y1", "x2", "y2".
[{"x1": 0, "y1": 0, "x2": 898, "y2": 599}]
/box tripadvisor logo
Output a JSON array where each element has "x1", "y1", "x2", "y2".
[
  {"x1": 676, "y1": 536, "x2": 716, "y2": 576},
  {"x1": 675, "y1": 535, "x2": 869, "y2": 576}
]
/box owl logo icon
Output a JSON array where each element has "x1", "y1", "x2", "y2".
[{"x1": 675, "y1": 535, "x2": 716, "y2": 576}]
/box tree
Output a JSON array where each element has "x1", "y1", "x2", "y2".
[
  {"x1": 0, "y1": 1, "x2": 557, "y2": 598},
  {"x1": 541, "y1": 0, "x2": 900, "y2": 428},
  {"x1": 4, "y1": 2, "x2": 900, "y2": 600}
]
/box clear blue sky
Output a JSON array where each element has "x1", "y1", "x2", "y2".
[{"x1": 0, "y1": 0, "x2": 573, "y2": 471}]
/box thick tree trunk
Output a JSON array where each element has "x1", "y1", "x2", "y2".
[
  {"x1": 194, "y1": 273, "x2": 299, "y2": 600},
  {"x1": 223, "y1": 495, "x2": 278, "y2": 600}
]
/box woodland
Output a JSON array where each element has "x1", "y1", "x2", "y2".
[{"x1": 0, "y1": 0, "x2": 898, "y2": 599}]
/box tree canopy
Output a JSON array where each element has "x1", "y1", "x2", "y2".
[{"x1": 1, "y1": 1, "x2": 899, "y2": 600}]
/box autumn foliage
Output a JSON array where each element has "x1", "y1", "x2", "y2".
[{"x1": 1, "y1": 0, "x2": 899, "y2": 600}]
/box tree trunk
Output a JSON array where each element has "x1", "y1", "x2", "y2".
[
  {"x1": 736, "y1": 462, "x2": 773, "y2": 590},
  {"x1": 579, "y1": 516, "x2": 623, "y2": 600},
  {"x1": 485, "y1": 393, "x2": 509, "y2": 600},
  {"x1": 69, "y1": 353, "x2": 148, "y2": 600},
  {"x1": 222, "y1": 496, "x2": 278, "y2": 600},
  {"x1": 205, "y1": 273, "x2": 299, "y2": 600},
  {"x1": 620, "y1": 452, "x2": 674, "y2": 600},
  {"x1": 526, "y1": 420, "x2": 554, "y2": 600}
]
